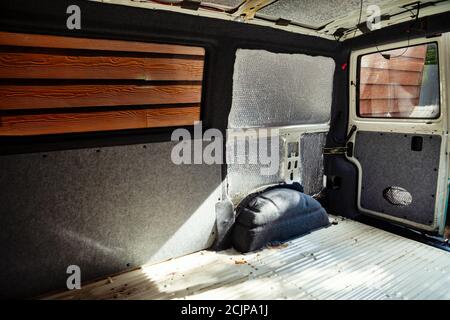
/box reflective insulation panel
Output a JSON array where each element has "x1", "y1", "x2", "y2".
[
  {"x1": 202, "y1": 0, "x2": 243, "y2": 8},
  {"x1": 258, "y1": 0, "x2": 383, "y2": 28},
  {"x1": 229, "y1": 49, "x2": 335, "y2": 129},
  {"x1": 226, "y1": 129, "x2": 328, "y2": 203},
  {"x1": 226, "y1": 131, "x2": 286, "y2": 204}
]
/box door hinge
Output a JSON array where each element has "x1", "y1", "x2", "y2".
[{"x1": 323, "y1": 146, "x2": 347, "y2": 155}]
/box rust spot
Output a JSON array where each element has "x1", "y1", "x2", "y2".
[{"x1": 234, "y1": 259, "x2": 247, "y2": 265}]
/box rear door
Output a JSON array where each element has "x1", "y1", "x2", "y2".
[{"x1": 347, "y1": 34, "x2": 449, "y2": 235}]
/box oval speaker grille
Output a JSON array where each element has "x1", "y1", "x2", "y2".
[{"x1": 383, "y1": 186, "x2": 412, "y2": 207}]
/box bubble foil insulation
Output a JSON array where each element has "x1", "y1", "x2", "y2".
[
  {"x1": 228, "y1": 49, "x2": 335, "y2": 129},
  {"x1": 226, "y1": 131, "x2": 327, "y2": 203},
  {"x1": 226, "y1": 133, "x2": 286, "y2": 204},
  {"x1": 257, "y1": 0, "x2": 384, "y2": 28}
]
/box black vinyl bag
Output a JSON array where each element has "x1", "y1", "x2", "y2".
[{"x1": 231, "y1": 184, "x2": 329, "y2": 253}]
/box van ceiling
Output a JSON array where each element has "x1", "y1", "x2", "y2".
[{"x1": 93, "y1": 0, "x2": 450, "y2": 40}]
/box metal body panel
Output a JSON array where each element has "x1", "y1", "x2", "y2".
[{"x1": 348, "y1": 35, "x2": 450, "y2": 234}]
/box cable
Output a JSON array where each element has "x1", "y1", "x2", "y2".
[
  {"x1": 353, "y1": 0, "x2": 364, "y2": 40},
  {"x1": 375, "y1": 3, "x2": 421, "y2": 60}
]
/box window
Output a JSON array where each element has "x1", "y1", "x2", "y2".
[
  {"x1": 0, "y1": 32, "x2": 204, "y2": 136},
  {"x1": 358, "y1": 43, "x2": 439, "y2": 119}
]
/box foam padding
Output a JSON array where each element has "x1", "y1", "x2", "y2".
[
  {"x1": 232, "y1": 187, "x2": 329, "y2": 253},
  {"x1": 0, "y1": 141, "x2": 221, "y2": 298},
  {"x1": 354, "y1": 131, "x2": 440, "y2": 226}
]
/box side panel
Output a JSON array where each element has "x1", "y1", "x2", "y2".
[
  {"x1": 0, "y1": 142, "x2": 221, "y2": 298},
  {"x1": 355, "y1": 131, "x2": 441, "y2": 225}
]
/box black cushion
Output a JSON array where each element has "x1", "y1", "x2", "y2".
[{"x1": 231, "y1": 186, "x2": 329, "y2": 253}]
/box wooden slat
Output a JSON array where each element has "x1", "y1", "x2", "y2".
[
  {"x1": 0, "y1": 110, "x2": 147, "y2": 135},
  {"x1": 0, "y1": 32, "x2": 204, "y2": 135},
  {"x1": 0, "y1": 32, "x2": 205, "y2": 56},
  {"x1": 0, "y1": 106, "x2": 200, "y2": 136},
  {"x1": 360, "y1": 68, "x2": 423, "y2": 86},
  {"x1": 360, "y1": 84, "x2": 420, "y2": 100},
  {"x1": 0, "y1": 84, "x2": 201, "y2": 110},
  {"x1": 0, "y1": 52, "x2": 204, "y2": 80},
  {"x1": 359, "y1": 98, "x2": 419, "y2": 116},
  {"x1": 146, "y1": 106, "x2": 199, "y2": 128}
]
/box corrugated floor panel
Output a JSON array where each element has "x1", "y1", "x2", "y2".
[{"x1": 44, "y1": 216, "x2": 450, "y2": 300}]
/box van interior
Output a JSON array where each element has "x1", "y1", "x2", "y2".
[{"x1": 1, "y1": 0, "x2": 450, "y2": 300}]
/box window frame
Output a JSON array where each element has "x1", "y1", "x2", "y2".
[{"x1": 356, "y1": 41, "x2": 441, "y2": 120}]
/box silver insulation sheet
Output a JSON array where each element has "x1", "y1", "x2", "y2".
[
  {"x1": 258, "y1": 0, "x2": 384, "y2": 28},
  {"x1": 229, "y1": 49, "x2": 335, "y2": 128},
  {"x1": 158, "y1": 0, "x2": 242, "y2": 6},
  {"x1": 226, "y1": 132, "x2": 286, "y2": 203},
  {"x1": 202, "y1": 0, "x2": 243, "y2": 8},
  {"x1": 226, "y1": 130, "x2": 327, "y2": 203}
]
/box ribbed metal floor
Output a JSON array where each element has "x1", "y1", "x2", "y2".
[{"x1": 45, "y1": 217, "x2": 450, "y2": 300}]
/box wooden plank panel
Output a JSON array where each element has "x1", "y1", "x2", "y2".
[
  {"x1": 359, "y1": 98, "x2": 419, "y2": 116},
  {"x1": 146, "y1": 106, "x2": 200, "y2": 128},
  {"x1": 361, "y1": 55, "x2": 425, "y2": 72},
  {"x1": 0, "y1": 106, "x2": 200, "y2": 135},
  {"x1": 0, "y1": 32, "x2": 205, "y2": 56},
  {"x1": 360, "y1": 84, "x2": 420, "y2": 100},
  {"x1": 0, "y1": 110, "x2": 147, "y2": 135},
  {"x1": 360, "y1": 68, "x2": 423, "y2": 86},
  {"x1": 0, "y1": 52, "x2": 204, "y2": 80},
  {"x1": 0, "y1": 84, "x2": 202, "y2": 110}
]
